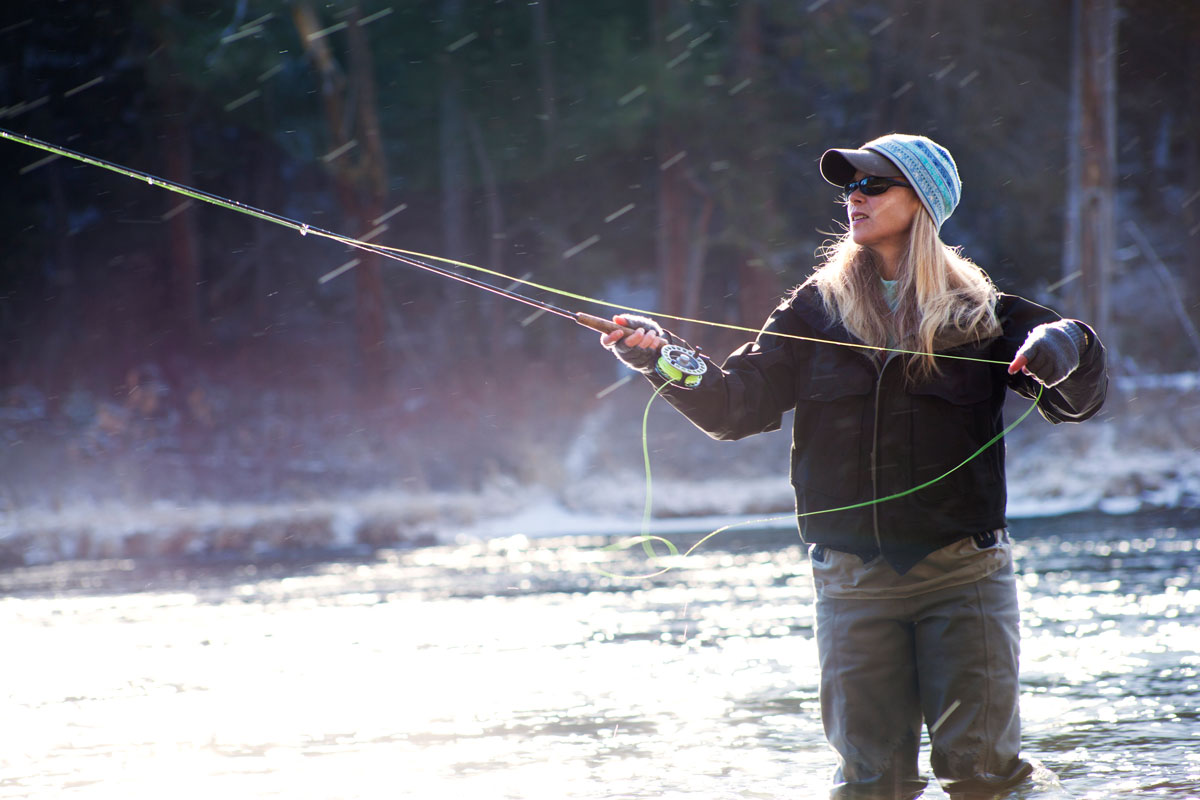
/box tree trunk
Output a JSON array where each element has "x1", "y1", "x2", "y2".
[
  {"x1": 1184, "y1": 22, "x2": 1200, "y2": 295},
  {"x1": 163, "y1": 106, "x2": 202, "y2": 348},
  {"x1": 1063, "y1": 0, "x2": 1117, "y2": 353},
  {"x1": 871, "y1": 0, "x2": 943, "y2": 135},
  {"x1": 531, "y1": 0, "x2": 558, "y2": 168},
  {"x1": 680, "y1": 172, "x2": 714, "y2": 330},
  {"x1": 346, "y1": 4, "x2": 389, "y2": 391},
  {"x1": 653, "y1": 0, "x2": 691, "y2": 335},
  {"x1": 156, "y1": 0, "x2": 203, "y2": 350},
  {"x1": 440, "y1": 0, "x2": 470, "y2": 278},
  {"x1": 732, "y1": 0, "x2": 782, "y2": 332},
  {"x1": 251, "y1": 138, "x2": 274, "y2": 327},
  {"x1": 466, "y1": 112, "x2": 506, "y2": 350},
  {"x1": 657, "y1": 125, "x2": 690, "y2": 325},
  {"x1": 47, "y1": 160, "x2": 73, "y2": 297},
  {"x1": 293, "y1": 1, "x2": 390, "y2": 392}
]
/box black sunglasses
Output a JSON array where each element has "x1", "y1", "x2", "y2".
[{"x1": 842, "y1": 176, "x2": 909, "y2": 198}]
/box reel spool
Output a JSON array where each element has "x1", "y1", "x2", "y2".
[{"x1": 655, "y1": 343, "x2": 707, "y2": 388}]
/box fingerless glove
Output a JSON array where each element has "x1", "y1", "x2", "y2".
[
  {"x1": 606, "y1": 314, "x2": 667, "y2": 374},
  {"x1": 1015, "y1": 320, "x2": 1087, "y2": 387}
]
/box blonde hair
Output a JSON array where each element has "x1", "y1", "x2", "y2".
[{"x1": 801, "y1": 211, "x2": 1000, "y2": 380}]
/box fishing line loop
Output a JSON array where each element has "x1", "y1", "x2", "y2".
[
  {"x1": 595, "y1": 380, "x2": 1045, "y2": 581},
  {"x1": 1, "y1": 127, "x2": 1046, "y2": 577}
]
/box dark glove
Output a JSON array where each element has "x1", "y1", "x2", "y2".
[
  {"x1": 605, "y1": 314, "x2": 667, "y2": 373},
  {"x1": 1013, "y1": 320, "x2": 1087, "y2": 387}
]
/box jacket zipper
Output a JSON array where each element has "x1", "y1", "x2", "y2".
[{"x1": 869, "y1": 352, "x2": 900, "y2": 556}]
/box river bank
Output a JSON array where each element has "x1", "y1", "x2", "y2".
[{"x1": 2, "y1": 372, "x2": 1197, "y2": 568}]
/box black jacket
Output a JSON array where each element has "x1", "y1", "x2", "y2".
[{"x1": 651, "y1": 284, "x2": 1108, "y2": 573}]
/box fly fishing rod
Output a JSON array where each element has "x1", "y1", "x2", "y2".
[
  {"x1": 4, "y1": 126, "x2": 1054, "y2": 577},
  {"x1": 1, "y1": 126, "x2": 993, "y2": 374},
  {"x1": 0, "y1": 127, "x2": 706, "y2": 387}
]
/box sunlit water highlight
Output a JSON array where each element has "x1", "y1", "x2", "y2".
[{"x1": 1, "y1": 516, "x2": 1197, "y2": 799}]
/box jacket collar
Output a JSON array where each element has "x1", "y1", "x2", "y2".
[{"x1": 791, "y1": 284, "x2": 999, "y2": 356}]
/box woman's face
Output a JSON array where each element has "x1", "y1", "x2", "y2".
[{"x1": 846, "y1": 170, "x2": 922, "y2": 254}]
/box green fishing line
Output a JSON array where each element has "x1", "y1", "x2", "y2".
[
  {"x1": 598, "y1": 379, "x2": 1044, "y2": 581},
  {"x1": 0, "y1": 127, "x2": 1048, "y2": 577},
  {"x1": 634, "y1": 380, "x2": 681, "y2": 560}
]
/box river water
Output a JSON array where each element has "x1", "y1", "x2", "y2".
[{"x1": 2, "y1": 513, "x2": 1198, "y2": 799}]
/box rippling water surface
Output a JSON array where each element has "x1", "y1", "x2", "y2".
[{"x1": 2, "y1": 514, "x2": 1198, "y2": 799}]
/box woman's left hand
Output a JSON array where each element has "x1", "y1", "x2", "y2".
[{"x1": 1008, "y1": 320, "x2": 1086, "y2": 387}]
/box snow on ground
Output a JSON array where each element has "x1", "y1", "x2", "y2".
[{"x1": 1, "y1": 375, "x2": 1198, "y2": 566}]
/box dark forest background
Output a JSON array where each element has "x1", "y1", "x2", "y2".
[{"x1": 1, "y1": 1, "x2": 1198, "y2": 518}]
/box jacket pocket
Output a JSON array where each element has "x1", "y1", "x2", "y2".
[
  {"x1": 906, "y1": 359, "x2": 1002, "y2": 504},
  {"x1": 791, "y1": 349, "x2": 875, "y2": 503}
]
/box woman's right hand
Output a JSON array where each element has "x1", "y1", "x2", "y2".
[
  {"x1": 602, "y1": 314, "x2": 668, "y2": 350},
  {"x1": 601, "y1": 314, "x2": 668, "y2": 372}
]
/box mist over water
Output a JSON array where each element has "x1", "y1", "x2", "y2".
[{"x1": 2, "y1": 515, "x2": 1197, "y2": 799}]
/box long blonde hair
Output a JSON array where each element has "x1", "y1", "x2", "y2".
[{"x1": 801, "y1": 211, "x2": 1000, "y2": 379}]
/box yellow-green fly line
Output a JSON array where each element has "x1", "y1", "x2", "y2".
[
  {"x1": 599, "y1": 379, "x2": 1042, "y2": 580},
  {"x1": 0, "y1": 127, "x2": 1043, "y2": 578}
]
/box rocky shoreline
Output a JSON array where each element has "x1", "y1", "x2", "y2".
[{"x1": 2, "y1": 373, "x2": 1196, "y2": 569}]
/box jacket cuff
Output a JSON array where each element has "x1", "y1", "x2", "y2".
[{"x1": 1062, "y1": 319, "x2": 1089, "y2": 353}]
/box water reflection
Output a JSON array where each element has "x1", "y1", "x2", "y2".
[{"x1": 1, "y1": 516, "x2": 1197, "y2": 798}]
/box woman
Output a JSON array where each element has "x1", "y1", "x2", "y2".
[{"x1": 600, "y1": 133, "x2": 1108, "y2": 799}]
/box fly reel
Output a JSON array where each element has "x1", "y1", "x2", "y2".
[{"x1": 655, "y1": 343, "x2": 707, "y2": 388}]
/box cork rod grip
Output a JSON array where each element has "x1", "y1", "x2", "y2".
[{"x1": 574, "y1": 312, "x2": 631, "y2": 336}]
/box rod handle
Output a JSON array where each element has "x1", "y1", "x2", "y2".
[{"x1": 574, "y1": 312, "x2": 630, "y2": 335}]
